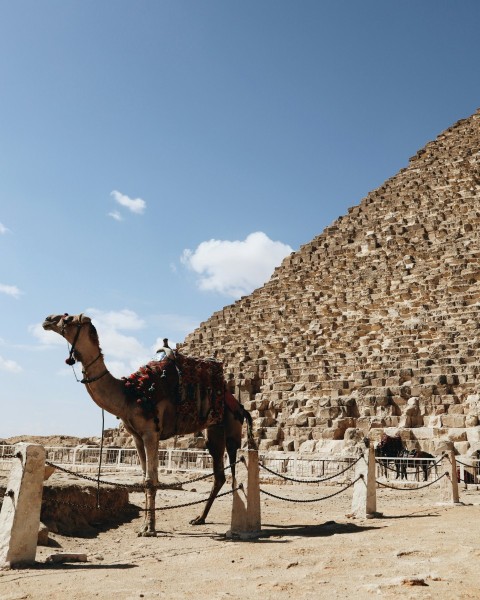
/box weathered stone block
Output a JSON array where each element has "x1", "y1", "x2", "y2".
[{"x1": 441, "y1": 414, "x2": 466, "y2": 428}]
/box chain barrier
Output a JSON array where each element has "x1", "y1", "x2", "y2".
[
  {"x1": 145, "y1": 485, "x2": 242, "y2": 512},
  {"x1": 258, "y1": 454, "x2": 362, "y2": 484},
  {"x1": 45, "y1": 460, "x2": 147, "y2": 490},
  {"x1": 455, "y1": 458, "x2": 480, "y2": 468},
  {"x1": 376, "y1": 471, "x2": 447, "y2": 491},
  {"x1": 259, "y1": 475, "x2": 362, "y2": 503},
  {"x1": 44, "y1": 458, "x2": 240, "y2": 491}
]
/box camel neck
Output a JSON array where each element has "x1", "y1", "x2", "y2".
[{"x1": 80, "y1": 354, "x2": 128, "y2": 419}]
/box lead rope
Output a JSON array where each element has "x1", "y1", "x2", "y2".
[{"x1": 97, "y1": 408, "x2": 105, "y2": 509}]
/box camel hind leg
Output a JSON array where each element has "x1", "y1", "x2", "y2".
[{"x1": 190, "y1": 424, "x2": 227, "y2": 526}]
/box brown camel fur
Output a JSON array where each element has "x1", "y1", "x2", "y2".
[{"x1": 42, "y1": 313, "x2": 255, "y2": 536}]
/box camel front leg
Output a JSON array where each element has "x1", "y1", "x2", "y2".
[{"x1": 138, "y1": 433, "x2": 159, "y2": 537}]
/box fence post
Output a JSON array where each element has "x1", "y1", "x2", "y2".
[
  {"x1": 439, "y1": 452, "x2": 461, "y2": 505},
  {"x1": 0, "y1": 443, "x2": 46, "y2": 568},
  {"x1": 458, "y1": 462, "x2": 467, "y2": 489},
  {"x1": 350, "y1": 444, "x2": 378, "y2": 519},
  {"x1": 226, "y1": 449, "x2": 261, "y2": 540},
  {"x1": 245, "y1": 450, "x2": 261, "y2": 535}
]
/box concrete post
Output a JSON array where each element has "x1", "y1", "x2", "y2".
[
  {"x1": 350, "y1": 445, "x2": 378, "y2": 519},
  {"x1": 0, "y1": 443, "x2": 46, "y2": 568},
  {"x1": 226, "y1": 450, "x2": 261, "y2": 540},
  {"x1": 245, "y1": 450, "x2": 261, "y2": 536},
  {"x1": 439, "y1": 452, "x2": 461, "y2": 505}
]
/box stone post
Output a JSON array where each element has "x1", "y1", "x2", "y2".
[
  {"x1": 439, "y1": 452, "x2": 461, "y2": 505},
  {"x1": 0, "y1": 443, "x2": 46, "y2": 568},
  {"x1": 226, "y1": 450, "x2": 261, "y2": 539},
  {"x1": 350, "y1": 444, "x2": 378, "y2": 519},
  {"x1": 245, "y1": 450, "x2": 261, "y2": 535}
]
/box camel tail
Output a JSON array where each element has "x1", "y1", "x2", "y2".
[
  {"x1": 240, "y1": 405, "x2": 257, "y2": 450},
  {"x1": 224, "y1": 389, "x2": 257, "y2": 449}
]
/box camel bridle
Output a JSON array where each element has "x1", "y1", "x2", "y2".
[{"x1": 62, "y1": 316, "x2": 108, "y2": 385}]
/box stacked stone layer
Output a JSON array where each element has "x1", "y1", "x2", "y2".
[{"x1": 179, "y1": 109, "x2": 480, "y2": 456}]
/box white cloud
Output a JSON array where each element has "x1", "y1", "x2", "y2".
[
  {"x1": 181, "y1": 231, "x2": 293, "y2": 298},
  {"x1": 29, "y1": 323, "x2": 66, "y2": 346},
  {"x1": 85, "y1": 308, "x2": 150, "y2": 374},
  {"x1": 108, "y1": 210, "x2": 123, "y2": 221},
  {"x1": 86, "y1": 308, "x2": 146, "y2": 332},
  {"x1": 0, "y1": 222, "x2": 10, "y2": 234},
  {"x1": 111, "y1": 190, "x2": 146, "y2": 215},
  {"x1": 0, "y1": 355, "x2": 22, "y2": 373},
  {"x1": 0, "y1": 284, "x2": 23, "y2": 299}
]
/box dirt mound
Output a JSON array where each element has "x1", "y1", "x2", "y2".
[
  {"x1": 1, "y1": 434, "x2": 100, "y2": 447},
  {"x1": 41, "y1": 481, "x2": 136, "y2": 536}
]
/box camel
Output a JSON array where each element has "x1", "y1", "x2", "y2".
[
  {"x1": 42, "y1": 312, "x2": 255, "y2": 536},
  {"x1": 375, "y1": 434, "x2": 436, "y2": 482},
  {"x1": 375, "y1": 434, "x2": 405, "y2": 479}
]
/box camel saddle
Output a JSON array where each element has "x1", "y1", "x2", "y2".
[{"x1": 122, "y1": 353, "x2": 239, "y2": 429}]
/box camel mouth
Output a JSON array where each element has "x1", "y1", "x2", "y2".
[
  {"x1": 42, "y1": 313, "x2": 90, "y2": 331},
  {"x1": 42, "y1": 314, "x2": 64, "y2": 331}
]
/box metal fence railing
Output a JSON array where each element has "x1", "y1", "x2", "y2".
[
  {"x1": 2, "y1": 444, "x2": 478, "y2": 487},
  {"x1": 0, "y1": 444, "x2": 357, "y2": 481},
  {"x1": 375, "y1": 455, "x2": 444, "y2": 483}
]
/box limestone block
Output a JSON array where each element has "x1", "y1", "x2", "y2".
[
  {"x1": 384, "y1": 416, "x2": 400, "y2": 427},
  {"x1": 264, "y1": 427, "x2": 282, "y2": 441},
  {"x1": 431, "y1": 439, "x2": 454, "y2": 454},
  {"x1": 447, "y1": 428, "x2": 468, "y2": 442},
  {"x1": 298, "y1": 440, "x2": 316, "y2": 453},
  {"x1": 466, "y1": 427, "x2": 480, "y2": 443},
  {"x1": 453, "y1": 441, "x2": 470, "y2": 455},
  {"x1": 448, "y1": 405, "x2": 466, "y2": 415},
  {"x1": 314, "y1": 440, "x2": 345, "y2": 453},
  {"x1": 343, "y1": 428, "x2": 365, "y2": 443},
  {"x1": 38, "y1": 523, "x2": 49, "y2": 547},
  {"x1": 411, "y1": 427, "x2": 436, "y2": 440},
  {"x1": 465, "y1": 414, "x2": 479, "y2": 427},
  {"x1": 258, "y1": 439, "x2": 275, "y2": 451},
  {"x1": 441, "y1": 414, "x2": 466, "y2": 428}
]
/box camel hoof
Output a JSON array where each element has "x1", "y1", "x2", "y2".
[
  {"x1": 137, "y1": 530, "x2": 157, "y2": 537},
  {"x1": 190, "y1": 517, "x2": 205, "y2": 526}
]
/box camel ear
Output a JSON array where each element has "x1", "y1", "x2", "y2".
[{"x1": 76, "y1": 314, "x2": 91, "y2": 324}]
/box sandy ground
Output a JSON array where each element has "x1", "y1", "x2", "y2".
[{"x1": 1, "y1": 471, "x2": 480, "y2": 600}]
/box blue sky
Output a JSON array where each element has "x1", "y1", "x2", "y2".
[{"x1": 1, "y1": 1, "x2": 480, "y2": 438}]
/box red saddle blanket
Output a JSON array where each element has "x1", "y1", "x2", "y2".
[{"x1": 122, "y1": 353, "x2": 238, "y2": 429}]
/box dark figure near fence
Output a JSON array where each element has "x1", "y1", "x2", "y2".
[
  {"x1": 398, "y1": 449, "x2": 436, "y2": 482},
  {"x1": 375, "y1": 434, "x2": 405, "y2": 479}
]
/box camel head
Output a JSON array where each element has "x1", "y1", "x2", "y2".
[{"x1": 42, "y1": 313, "x2": 101, "y2": 365}]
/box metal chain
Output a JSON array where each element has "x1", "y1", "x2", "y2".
[
  {"x1": 45, "y1": 460, "x2": 147, "y2": 490},
  {"x1": 44, "y1": 458, "x2": 240, "y2": 490},
  {"x1": 145, "y1": 486, "x2": 241, "y2": 512},
  {"x1": 259, "y1": 476, "x2": 361, "y2": 503},
  {"x1": 376, "y1": 471, "x2": 447, "y2": 491},
  {"x1": 455, "y1": 458, "x2": 480, "y2": 468},
  {"x1": 259, "y1": 455, "x2": 362, "y2": 484}
]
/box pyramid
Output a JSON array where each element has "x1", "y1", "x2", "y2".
[{"x1": 179, "y1": 109, "x2": 480, "y2": 456}]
